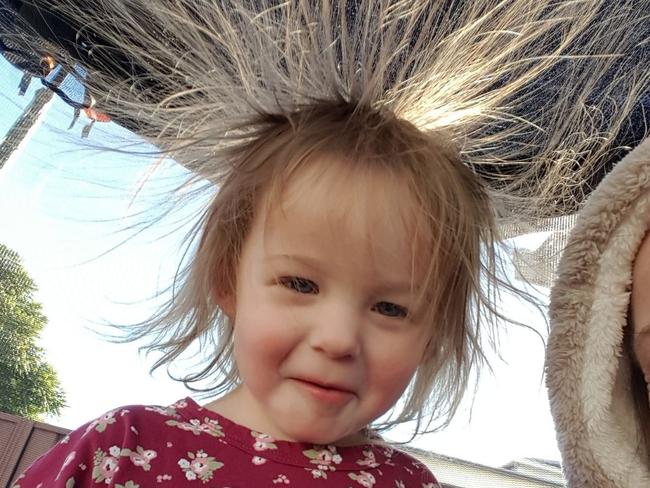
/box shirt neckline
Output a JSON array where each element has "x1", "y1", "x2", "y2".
[{"x1": 173, "y1": 396, "x2": 395, "y2": 471}]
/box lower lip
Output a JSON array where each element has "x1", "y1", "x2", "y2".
[{"x1": 292, "y1": 379, "x2": 355, "y2": 406}]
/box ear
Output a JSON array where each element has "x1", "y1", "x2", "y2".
[{"x1": 213, "y1": 287, "x2": 236, "y2": 320}]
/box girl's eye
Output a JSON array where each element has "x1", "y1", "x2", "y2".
[
  {"x1": 372, "y1": 301, "x2": 409, "y2": 319},
  {"x1": 279, "y1": 276, "x2": 319, "y2": 294}
]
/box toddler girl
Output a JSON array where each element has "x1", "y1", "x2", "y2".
[{"x1": 10, "y1": 0, "x2": 650, "y2": 486}]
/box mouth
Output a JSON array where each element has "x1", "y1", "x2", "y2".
[
  {"x1": 291, "y1": 378, "x2": 356, "y2": 405},
  {"x1": 296, "y1": 378, "x2": 354, "y2": 393}
]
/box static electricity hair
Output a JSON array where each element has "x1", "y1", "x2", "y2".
[
  {"x1": 152, "y1": 103, "x2": 499, "y2": 435},
  {"x1": 15, "y1": 0, "x2": 650, "y2": 436}
]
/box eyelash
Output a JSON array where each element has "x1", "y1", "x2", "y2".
[
  {"x1": 279, "y1": 276, "x2": 319, "y2": 294},
  {"x1": 371, "y1": 301, "x2": 409, "y2": 319},
  {"x1": 278, "y1": 276, "x2": 409, "y2": 319}
]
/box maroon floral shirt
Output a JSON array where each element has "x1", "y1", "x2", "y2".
[{"x1": 14, "y1": 398, "x2": 439, "y2": 487}]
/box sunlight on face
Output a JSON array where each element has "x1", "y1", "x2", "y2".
[{"x1": 215, "y1": 156, "x2": 430, "y2": 445}]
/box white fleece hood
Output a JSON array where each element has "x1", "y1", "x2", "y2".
[{"x1": 546, "y1": 137, "x2": 650, "y2": 487}]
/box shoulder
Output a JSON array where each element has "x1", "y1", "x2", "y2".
[
  {"x1": 56, "y1": 400, "x2": 183, "y2": 444},
  {"x1": 13, "y1": 399, "x2": 190, "y2": 488},
  {"x1": 381, "y1": 445, "x2": 441, "y2": 487},
  {"x1": 86, "y1": 399, "x2": 186, "y2": 431}
]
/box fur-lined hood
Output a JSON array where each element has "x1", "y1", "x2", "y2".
[{"x1": 546, "y1": 137, "x2": 650, "y2": 487}]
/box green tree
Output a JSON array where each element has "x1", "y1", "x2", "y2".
[{"x1": 0, "y1": 243, "x2": 65, "y2": 419}]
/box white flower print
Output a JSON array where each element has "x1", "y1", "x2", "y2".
[
  {"x1": 302, "y1": 445, "x2": 342, "y2": 471},
  {"x1": 156, "y1": 474, "x2": 172, "y2": 483},
  {"x1": 177, "y1": 450, "x2": 224, "y2": 483},
  {"x1": 252, "y1": 456, "x2": 267, "y2": 465},
  {"x1": 91, "y1": 448, "x2": 120, "y2": 484},
  {"x1": 123, "y1": 446, "x2": 157, "y2": 470},
  {"x1": 167, "y1": 417, "x2": 225, "y2": 437},
  {"x1": 357, "y1": 449, "x2": 379, "y2": 468},
  {"x1": 272, "y1": 474, "x2": 290, "y2": 484},
  {"x1": 308, "y1": 468, "x2": 328, "y2": 479},
  {"x1": 109, "y1": 446, "x2": 122, "y2": 457},
  {"x1": 172, "y1": 399, "x2": 189, "y2": 409},
  {"x1": 383, "y1": 447, "x2": 395, "y2": 461},
  {"x1": 85, "y1": 410, "x2": 117, "y2": 435},
  {"x1": 168, "y1": 418, "x2": 201, "y2": 435},
  {"x1": 395, "y1": 481, "x2": 405, "y2": 488},
  {"x1": 348, "y1": 471, "x2": 376, "y2": 487},
  {"x1": 114, "y1": 482, "x2": 138, "y2": 488},
  {"x1": 198, "y1": 418, "x2": 224, "y2": 436},
  {"x1": 252, "y1": 431, "x2": 278, "y2": 451},
  {"x1": 145, "y1": 405, "x2": 179, "y2": 417}
]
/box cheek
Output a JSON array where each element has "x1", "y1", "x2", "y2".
[
  {"x1": 378, "y1": 365, "x2": 418, "y2": 402},
  {"x1": 367, "y1": 336, "x2": 424, "y2": 397},
  {"x1": 232, "y1": 305, "x2": 298, "y2": 370}
]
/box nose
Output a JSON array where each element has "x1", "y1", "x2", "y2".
[{"x1": 308, "y1": 303, "x2": 362, "y2": 359}]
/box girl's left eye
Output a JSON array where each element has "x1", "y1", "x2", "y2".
[
  {"x1": 371, "y1": 301, "x2": 408, "y2": 319},
  {"x1": 279, "y1": 276, "x2": 319, "y2": 294}
]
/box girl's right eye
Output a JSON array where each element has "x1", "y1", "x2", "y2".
[{"x1": 279, "y1": 276, "x2": 319, "y2": 294}]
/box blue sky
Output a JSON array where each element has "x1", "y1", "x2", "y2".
[{"x1": 0, "y1": 56, "x2": 560, "y2": 467}]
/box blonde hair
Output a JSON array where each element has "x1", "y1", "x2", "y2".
[
  {"x1": 27, "y1": 0, "x2": 650, "y2": 213},
  {"x1": 141, "y1": 103, "x2": 501, "y2": 434},
  {"x1": 16, "y1": 0, "x2": 650, "y2": 435}
]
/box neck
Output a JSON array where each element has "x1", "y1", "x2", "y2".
[{"x1": 203, "y1": 386, "x2": 369, "y2": 446}]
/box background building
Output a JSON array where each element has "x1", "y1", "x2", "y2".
[{"x1": 409, "y1": 448, "x2": 565, "y2": 487}]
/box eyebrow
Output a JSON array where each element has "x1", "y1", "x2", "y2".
[{"x1": 264, "y1": 253, "x2": 324, "y2": 272}]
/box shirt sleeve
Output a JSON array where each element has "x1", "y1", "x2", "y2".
[{"x1": 12, "y1": 408, "x2": 133, "y2": 488}]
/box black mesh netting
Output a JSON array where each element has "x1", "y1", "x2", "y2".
[{"x1": 1, "y1": 0, "x2": 650, "y2": 288}]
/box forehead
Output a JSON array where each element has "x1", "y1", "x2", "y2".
[{"x1": 255, "y1": 155, "x2": 425, "y2": 275}]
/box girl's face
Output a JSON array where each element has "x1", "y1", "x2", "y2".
[
  {"x1": 631, "y1": 233, "x2": 650, "y2": 390},
  {"x1": 216, "y1": 157, "x2": 430, "y2": 445}
]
